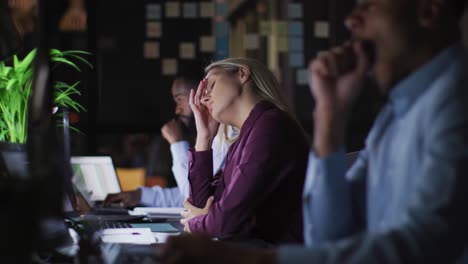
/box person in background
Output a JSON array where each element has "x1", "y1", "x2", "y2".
[
  {"x1": 179, "y1": 58, "x2": 309, "y2": 245},
  {"x1": 161, "y1": 0, "x2": 468, "y2": 263},
  {"x1": 103, "y1": 69, "x2": 233, "y2": 208}
]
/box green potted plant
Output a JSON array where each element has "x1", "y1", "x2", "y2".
[{"x1": 0, "y1": 48, "x2": 91, "y2": 175}]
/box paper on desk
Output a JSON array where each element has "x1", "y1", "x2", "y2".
[
  {"x1": 130, "y1": 207, "x2": 184, "y2": 216},
  {"x1": 101, "y1": 228, "x2": 156, "y2": 244},
  {"x1": 153, "y1": 232, "x2": 180, "y2": 244}
]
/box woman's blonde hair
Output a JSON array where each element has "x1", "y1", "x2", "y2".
[{"x1": 205, "y1": 57, "x2": 296, "y2": 142}]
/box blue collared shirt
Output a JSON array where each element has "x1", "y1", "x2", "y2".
[
  {"x1": 139, "y1": 134, "x2": 232, "y2": 207},
  {"x1": 279, "y1": 43, "x2": 468, "y2": 263}
]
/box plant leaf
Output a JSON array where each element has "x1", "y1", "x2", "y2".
[
  {"x1": 60, "y1": 50, "x2": 92, "y2": 56},
  {"x1": 1, "y1": 48, "x2": 92, "y2": 143},
  {"x1": 49, "y1": 48, "x2": 63, "y2": 56},
  {"x1": 13, "y1": 55, "x2": 19, "y2": 69},
  {"x1": 6, "y1": 79, "x2": 18, "y2": 91},
  {"x1": 51, "y1": 57, "x2": 81, "y2": 72},
  {"x1": 65, "y1": 54, "x2": 94, "y2": 69},
  {"x1": 18, "y1": 49, "x2": 37, "y2": 71}
]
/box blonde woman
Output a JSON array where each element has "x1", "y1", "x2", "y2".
[{"x1": 180, "y1": 58, "x2": 309, "y2": 244}]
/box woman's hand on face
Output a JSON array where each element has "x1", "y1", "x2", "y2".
[
  {"x1": 190, "y1": 79, "x2": 220, "y2": 151},
  {"x1": 180, "y1": 196, "x2": 215, "y2": 233}
]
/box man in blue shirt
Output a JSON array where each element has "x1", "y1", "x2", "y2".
[{"x1": 161, "y1": 0, "x2": 468, "y2": 263}]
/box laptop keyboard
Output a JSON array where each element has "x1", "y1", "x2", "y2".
[{"x1": 99, "y1": 221, "x2": 132, "y2": 229}]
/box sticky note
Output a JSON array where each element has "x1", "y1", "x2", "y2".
[
  {"x1": 289, "y1": 52, "x2": 304, "y2": 68},
  {"x1": 288, "y1": 21, "x2": 303, "y2": 36},
  {"x1": 260, "y1": 20, "x2": 272, "y2": 36},
  {"x1": 165, "y1": 2, "x2": 180, "y2": 18},
  {"x1": 277, "y1": 36, "x2": 289, "y2": 52},
  {"x1": 244, "y1": 34, "x2": 260, "y2": 50},
  {"x1": 183, "y1": 3, "x2": 197, "y2": 18},
  {"x1": 146, "y1": 4, "x2": 161, "y2": 20},
  {"x1": 314, "y1": 21, "x2": 330, "y2": 38},
  {"x1": 273, "y1": 21, "x2": 288, "y2": 36},
  {"x1": 288, "y1": 37, "x2": 303, "y2": 52},
  {"x1": 143, "y1": 41, "x2": 160, "y2": 59},
  {"x1": 146, "y1": 22, "x2": 162, "y2": 38},
  {"x1": 215, "y1": 3, "x2": 228, "y2": 17},
  {"x1": 162, "y1": 58, "x2": 178, "y2": 75},
  {"x1": 296, "y1": 69, "x2": 309, "y2": 85},
  {"x1": 215, "y1": 21, "x2": 230, "y2": 36},
  {"x1": 180, "y1": 42, "x2": 196, "y2": 59},
  {"x1": 216, "y1": 37, "x2": 229, "y2": 60},
  {"x1": 200, "y1": 36, "x2": 215, "y2": 52},
  {"x1": 200, "y1": 2, "x2": 215, "y2": 18},
  {"x1": 288, "y1": 3, "x2": 303, "y2": 19}
]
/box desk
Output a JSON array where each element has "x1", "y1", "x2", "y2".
[{"x1": 52, "y1": 215, "x2": 184, "y2": 263}]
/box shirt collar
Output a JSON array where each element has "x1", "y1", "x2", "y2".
[{"x1": 389, "y1": 43, "x2": 463, "y2": 117}]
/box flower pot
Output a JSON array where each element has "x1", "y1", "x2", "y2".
[
  {"x1": 0, "y1": 142, "x2": 35, "y2": 262},
  {"x1": 0, "y1": 142, "x2": 28, "y2": 179}
]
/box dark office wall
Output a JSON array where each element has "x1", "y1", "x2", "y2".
[{"x1": 89, "y1": 0, "x2": 213, "y2": 132}]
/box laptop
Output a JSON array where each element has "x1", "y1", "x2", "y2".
[
  {"x1": 65, "y1": 156, "x2": 156, "y2": 245},
  {"x1": 68, "y1": 155, "x2": 139, "y2": 218},
  {"x1": 67, "y1": 156, "x2": 181, "y2": 246},
  {"x1": 70, "y1": 156, "x2": 122, "y2": 207}
]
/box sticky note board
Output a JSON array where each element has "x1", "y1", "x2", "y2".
[
  {"x1": 143, "y1": 41, "x2": 160, "y2": 59},
  {"x1": 162, "y1": 58, "x2": 178, "y2": 75},
  {"x1": 146, "y1": 22, "x2": 162, "y2": 38},
  {"x1": 165, "y1": 2, "x2": 180, "y2": 18},
  {"x1": 180, "y1": 42, "x2": 196, "y2": 59}
]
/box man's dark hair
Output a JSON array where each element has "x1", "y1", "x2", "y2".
[{"x1": 175, "y1": 61, "x2": 205, "y2": 89}]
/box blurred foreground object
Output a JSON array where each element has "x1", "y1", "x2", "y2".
[{"x1": 0, "y1": 0, "x2": 21, "y2": 60}]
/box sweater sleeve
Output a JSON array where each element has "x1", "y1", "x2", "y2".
[
  {"x1": 188, "y1": 113, "x2": 303, "y2": 238},
  {"x1": 187, "y1": 149, "x2": 216, "y2": 208}
]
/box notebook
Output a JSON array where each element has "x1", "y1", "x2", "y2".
[{"x1": 100, "y1": 228, "x2": 156, "y2": 245}]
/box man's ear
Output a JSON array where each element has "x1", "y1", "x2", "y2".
[
  {"x1": 238, "y1": 66, "x2": 251, "y2": 85},
  {"x1": 418, "y1": 0, "x2": 446, "y2": 28}
]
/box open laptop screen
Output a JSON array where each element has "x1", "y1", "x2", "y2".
[{"x1": 70, "y1": 156, "x2": 121, "y2": 202}]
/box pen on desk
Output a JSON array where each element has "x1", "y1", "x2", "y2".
[{"x1": 102, "y1": 232, "x2": 141, "y2": 235}]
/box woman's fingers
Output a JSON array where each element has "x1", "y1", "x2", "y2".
[
  {"x1": 183, "y1": 198, "x2": 197, "y2": 211},
  {"x1": 189, "y1": 88, "x2": 195, "y2": 107},
  {"x1": 194, "y1": 80, "x2": 205, "y2": 108},
  {"x1": 180, "y1": 209, "x2": 189, "y2": 218},
  {"x1": 189, "y1": 89, "x2": 201, "y2": 115}
]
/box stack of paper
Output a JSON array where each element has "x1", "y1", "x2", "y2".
[{"x1": 101, "y1": 228, "x2": 157, "y2": 244}]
